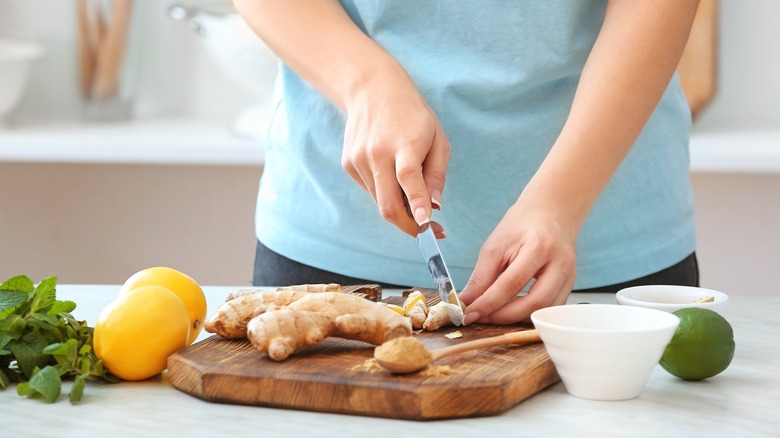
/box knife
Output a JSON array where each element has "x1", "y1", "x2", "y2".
[{"x1": 416, "y1": 220, "x2": 466, "y2": 326}]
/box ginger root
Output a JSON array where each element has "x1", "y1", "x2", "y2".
[
  {"x1": 423, "y1": 301, "x2": 454, "y2": 331},
  {"x1": 402, "y1": 291, "x2": 428, "y2": 330},
  {"x1": 247, "y1": 292, "x2": 412, "y2": 361},
  {"x1": 224, "y1": 283, "x2": 341, "y2": 302},
  {"x1": 204, "y1": 289, "x2": 311, "y2": 338},
  {"x1": 205, "y1": 284, "x2": 345, "y2": 338}
]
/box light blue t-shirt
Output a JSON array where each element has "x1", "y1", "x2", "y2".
[{"x1": 255, "y1": 0, "x2": 696, "y2": 289}]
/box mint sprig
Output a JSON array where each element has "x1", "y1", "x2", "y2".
[{"x1": 0, "y1": 275, "x2": 119, "y2": 403}]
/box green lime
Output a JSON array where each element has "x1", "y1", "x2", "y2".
[{"x1": 660, "y1": 308, "x2": 735, "y2": 380}]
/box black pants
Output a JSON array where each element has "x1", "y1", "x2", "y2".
[{"x1": 253, "y1": 240, "x2": 699, "y2": 292}]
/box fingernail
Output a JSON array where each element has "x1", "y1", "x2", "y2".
[
  {"x1": 413, "y1": 207, "x2": 429, "y2": 225},
  {"x1": 462, "y1": 312, "x2": 480, "y2": 326},
  {"x1": 431, "y1": 195, "x2": 442, "y2": 210}
]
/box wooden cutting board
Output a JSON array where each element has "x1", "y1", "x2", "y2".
[{"x1": 167, "y1": 288, "x2": 560, "y2": 420}]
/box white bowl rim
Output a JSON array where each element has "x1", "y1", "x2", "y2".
[
  {"x1": 616, "y1": 285, "x2": 728, "y2": 309},
  {"x1": 531, "y1": 303, "x2": 679, "y2": 333}
]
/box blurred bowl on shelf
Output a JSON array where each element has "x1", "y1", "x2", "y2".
[
  {"x1": 168, "y1": 3, "x2": 278, "y2": 140},
  {"x1": 0, "y1": 39, "x2": 44, "y2": 127}
]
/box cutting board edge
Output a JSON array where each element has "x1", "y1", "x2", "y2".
[{"x1": 167, "y1": 345, "x2": 561, "y2": 420}]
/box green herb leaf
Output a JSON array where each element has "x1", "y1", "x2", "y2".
[
  {"x1": 24, "y1": 317, "x2": 65, "y2": 344},
  {"x1": 0, "y1": 291, "x2": 28, "y2": 320},
  {"x1": 0, "y1": 314, "x2": 27, "y2": 348},
  {"x1": 0, "y1": 275, "x2": 34, "y2": 293},
  {"x1": 16, "y1": 381, "x2": 34, "y2": 397},
  {"x1": 9, "y1": 333, "x2": 51, "y2": 379},
  {"x1": 30, "y1": 277, "x2": 57, "y2": 314},
  {"x1": 69, "y1": 373, "x2": 87, "y2": 404},
  {"x1": 43, "y1": 338, "x2": 79, "y2": 364},
  {"x1": 0, "y1": 367, "x2": 10, "y2": 389},
  {"x1": 1, "y1": 275, "x2": 118, "y2": 404},
  {"x1": 26, "y1": 365, "x2": 61, "y2": 402},
  {"x1": 48, "y1": 300, "x2": 77, "y2": 316}
]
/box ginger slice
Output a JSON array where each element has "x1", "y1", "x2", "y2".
[
  {"x1": 423, "y1": 301, "x2": 453, "y2": 331},
  {"x1": 402, "y1": 291, "x2": 428, "y2": 330}
]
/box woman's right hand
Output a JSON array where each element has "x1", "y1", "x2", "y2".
[
  {"x1": 341, "y1": 71, "x2": 451, "y2": 237},
  {"x1": 233, "y1": 0, "x2": 450, "y2": 236}
]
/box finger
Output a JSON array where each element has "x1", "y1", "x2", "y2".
[
  {"x1": 458, "y1": 248, "x2": 504, "y2": 306},
  {"x1": 374, "y1": 169, "x2": 417, "y2": 236},
  {"x1": 430, "y1": 220, "x2": 446, "y2": 239},
  {"x1": 341, "y1": 147, "x2": 377, "y2": 201},
  {"x1": 423, "y1": 127, "x2": 450, "y2": 210},
  {"x1": 477, "y1": 269, "x2": 570, "y2": 325},
  {"x1": 477, "y1": 259, "x2": 575, "y2": 324},
  {"x1": 396, "y1": 148, "x2": 431, "y2": 226},
  {"x1": 462, "y1": 247, "x2": 545, "y2": 325}
]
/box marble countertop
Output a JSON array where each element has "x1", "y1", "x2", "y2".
[{"x1": 3, "y1": 285, "x2": 777, "y2": 437}]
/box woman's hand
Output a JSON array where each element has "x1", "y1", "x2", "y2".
[
  {"x1": 341, "y1": 73, "x2": 451, "y2": 236},
  {"x1": 458, "y1": 201, "x2": 576, "y2": 325},
  {"x1": 233, "y1": 0, "x2": 450, "y2": 235},
  {"x1": 459, "y1": 0, "x2": 700, "y2": 324}
]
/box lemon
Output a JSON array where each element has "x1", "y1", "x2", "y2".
[
  {"x1": 120, "y1": 267, "x2": 207, "y2": 345},
  {"x1": 94, "y1": 285, "x2": 190, "y2": 381},
  {"x1": 660, "y1": 308, "x2": 735, "y2": 380}
]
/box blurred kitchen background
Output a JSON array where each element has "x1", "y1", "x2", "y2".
[{"x1": 0, "y1": 0, "x2": 778, "y2": 295}]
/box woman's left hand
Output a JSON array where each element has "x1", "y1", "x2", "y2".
[{"x1": 458, "y1": 202, "x2": 577, "y2": 324}]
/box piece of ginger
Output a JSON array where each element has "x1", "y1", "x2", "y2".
[
  {"x1": 247, "y1": 292, "x2": 412, "y2": 361},
  {"x1": 423, "y1": 301, "x2": 453, "y2": 331},
  {"x1": 203, "y1": 289, "x2": 312, "y2": 338},
  {"x1": 402, "y1": 291, "x2": 428, "y2": 330},
  {"x1": 224, "y1": 283, "x2": 342, "y2": 302}
]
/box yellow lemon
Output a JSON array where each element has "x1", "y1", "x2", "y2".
[
  {"x1": 120, "y1": 267, "x2": 207, "y2": 345},
  {"x1": 94, "y1": 285, "x2": 190, "y2": 381}
]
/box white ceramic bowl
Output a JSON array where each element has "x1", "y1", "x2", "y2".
[
  {"x1": 531, "y1": 304, "x2": 679, "y2": 401},
  {"x1": 616, "y1": 285, "x2": 728, "y2": 314},
  {"x1": 0, "y1": 39, "x2": 44, "y2": 124}
]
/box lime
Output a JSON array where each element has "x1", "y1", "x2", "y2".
[{"x1": 660, "y1": 308, "x2": 735, "y2": 380}]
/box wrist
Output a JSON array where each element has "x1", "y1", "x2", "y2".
[{"x1": 341, "y1": 56, "x2": 414, "y2": 111}]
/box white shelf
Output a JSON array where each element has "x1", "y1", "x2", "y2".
[
  {"x1": 689, "y1": 129, "x2": 780, "y2": 173},
  {"x1": 0, "y1": 117, "x2": 265, "y2": 166},
  {"x1": 1, "y1": 118, "x2": 778, "y2": 173}
]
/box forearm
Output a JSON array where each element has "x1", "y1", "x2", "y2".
[
  {"x1": 521, "y1": 0, "x2": 700, "y2": 233},
  {"x1": 232, "y1": 0, "x2": 409, "y2": 109}
]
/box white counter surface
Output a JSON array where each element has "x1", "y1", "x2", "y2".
[{"x1": 2, "y1": 285, "x2": 778, "y2": 437}]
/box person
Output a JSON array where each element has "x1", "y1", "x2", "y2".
[{"x1": 233, "y1": 0, "x2": 701, "y2": 325}]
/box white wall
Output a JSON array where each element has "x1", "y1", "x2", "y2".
[
  {"x1": 687, "y1": 0, "x2": 780, "y2": 296},
  {"x1": 0, "y1": 163, "x2": 261, "y2": 287},
  {"x1": 1, "y1": 1, "x2": 778, "y2": 295},
  {"x1": 692, "y1": 0, "x2": 780, "y2": 132},
  {"x1": 0, "y1": 0, "x2": 264, "y2": 286},
  {"x1": 0, "y1": 0, "x2": 255, "y2": 122}
]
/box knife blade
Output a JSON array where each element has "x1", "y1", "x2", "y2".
[{"x1": 416, "y1": 220, "x2": 465, "y2": 326}]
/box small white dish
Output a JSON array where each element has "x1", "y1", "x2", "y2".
[
  {"x1": 531, "y1": 304, "x2": 679, "y2": 401},
  {"x1": 616, "y1": 285, "x2": 728, "y2": 314}
]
